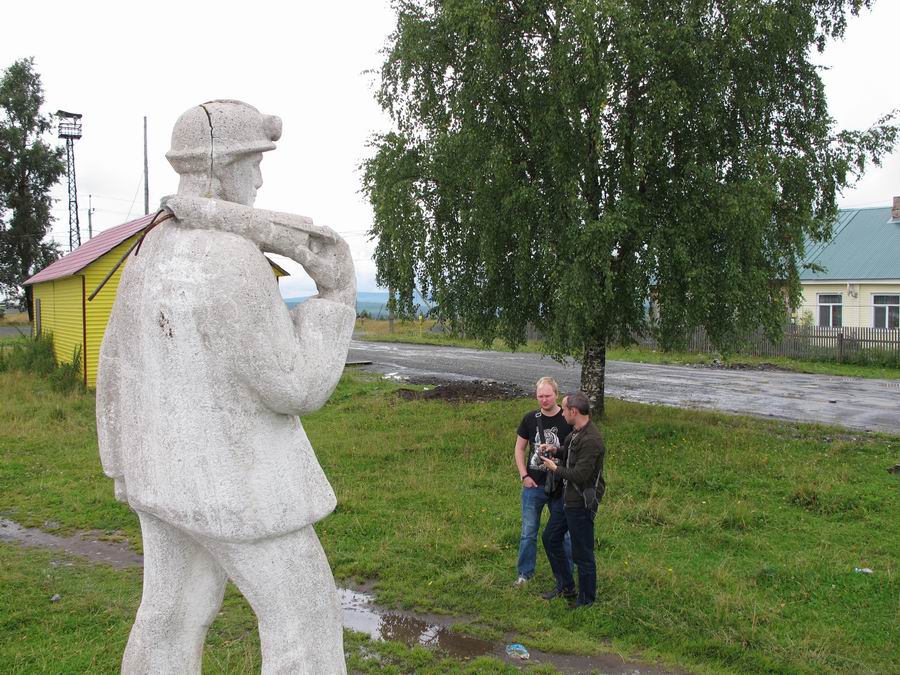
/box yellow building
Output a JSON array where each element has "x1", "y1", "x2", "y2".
[{"x1": 24, "y1": 215, "x2": 287, "y2": 387}]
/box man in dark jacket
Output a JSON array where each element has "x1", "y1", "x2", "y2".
[{"x1": 540, "y1": 391, "x2": 606, "y2": 607}]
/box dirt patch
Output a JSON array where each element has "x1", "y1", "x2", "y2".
[
  {"x1": 692, "y1": 360, "x2": 795, "y2": 373},
  {"x1": 396, "y1": 379, "x2": 529, "y2": 403},
  {"x1": 0, "y1": 518, "x2": 142, "y2": 569}
]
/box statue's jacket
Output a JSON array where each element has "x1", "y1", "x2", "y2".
[{"x1": 96, "y1": 219, "x2": 355, "y2": 542}]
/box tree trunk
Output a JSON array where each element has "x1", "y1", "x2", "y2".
[
  {"x1": 580, "y1": 338, "x2": 607, "y2": 418},
  {"x1": 24, "y1": 285, "x2": 33, "y2": 322},
  {"x1": 388, "y1": 285, "x2": 395, "y2": 333}
]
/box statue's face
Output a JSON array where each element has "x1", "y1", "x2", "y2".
[{"x1": 218, "y1": 152, "x2": 264, "y2": 206}]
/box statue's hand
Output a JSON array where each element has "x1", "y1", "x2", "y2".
[{"x1": 294, "y1": 228, "x2": 356, "y2": 307}]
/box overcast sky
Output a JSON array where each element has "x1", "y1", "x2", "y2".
[{"x1": 2, "y1": 0, "x2": 897, "y2": 297}]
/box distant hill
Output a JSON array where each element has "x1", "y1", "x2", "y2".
[{"x1": 283, "y1": 291, "x2": 430, "y2": 318}]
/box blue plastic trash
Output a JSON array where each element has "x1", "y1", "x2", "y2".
[{"x1": 506, "y1": 643, "x2": 530, "y2": 660}]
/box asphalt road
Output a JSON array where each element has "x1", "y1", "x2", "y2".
[{"x1": 348, "y1": 340, "x2": 900, "y2": 434}]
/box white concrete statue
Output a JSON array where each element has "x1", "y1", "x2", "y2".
[{"x1": 97, "y1": 100, "x2": 356, "y2": 674}]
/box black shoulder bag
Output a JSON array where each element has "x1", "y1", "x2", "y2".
[{"x1": 574, "y1": 452, "x2": 604, "y2": 520}]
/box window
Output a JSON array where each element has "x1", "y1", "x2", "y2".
[
  {"x1": 817, "y1": 294, "x2": 842, "y2": 327},
  {"x1": 873, "y1": 295, "x2": 899, "y2": 329}
]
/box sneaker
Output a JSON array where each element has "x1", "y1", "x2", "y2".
[
  {"x1": 513, "y1": 576, "x2": 529, "y2": 587},
  {"x1": 541, "y1": 586, "x2": 576, "y2": 600}
]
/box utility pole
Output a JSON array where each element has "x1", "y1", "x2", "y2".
[
  {"x1": 87, "y1": 194, "x2": 95, "y2": 240},
  {"x1": 57, "y1": 110, "x2": 82, "y2": 252},
  {"x1": 143, "y1": 116, "x2": 149, "y2": 215}
]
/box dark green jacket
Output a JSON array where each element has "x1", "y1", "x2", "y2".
[{"x1": 555, "y1": 420, "x2": 605, "y2": 509}]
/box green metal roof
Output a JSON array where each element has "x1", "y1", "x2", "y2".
[{"x1": 800, "y1": 206, "x2": 900, "y2": 281}]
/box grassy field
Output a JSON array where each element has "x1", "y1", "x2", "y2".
[
  {"x1": 355, "y1": 318, "x2": 900, "y2": 380},
  {"x1": 354, "y1": 316, "x2": 543, "y2": 352},
  {"x1": 0, "y1": 543, "x2": 522, "y2": 674},
  {"x1": 1, "y1": 364, "x2": 898, "y2": 673}
]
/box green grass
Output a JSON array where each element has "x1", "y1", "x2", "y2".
[
  {"x1": 355, "y1": 319, "x2": 900, "y2": 380},
  {"x1": 355, "y1": 317, "x2": 542, "y2": 352},
  {"x1": 0, "y1": 335, "x2": 85, "y2": 394},
  {"x1": 0, "y1": 545, "x2": 523, "y2": 674},
  {"x1": 1, "y1": 369, "x2": 898, "y2": 674}
]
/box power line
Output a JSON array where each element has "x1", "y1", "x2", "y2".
[{"x1": 123, "y1": 173, "x2": 144, "y2": 223}]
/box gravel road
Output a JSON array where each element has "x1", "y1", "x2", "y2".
[{"x1": 348, "y1": 340, "x2": 900, "y2": 434}]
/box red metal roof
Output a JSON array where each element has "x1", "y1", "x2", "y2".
[{"x1": 24, "y1": 214, "x2": 156, "y2": 286}]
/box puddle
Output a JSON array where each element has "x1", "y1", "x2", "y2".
[
  {"x1": 1, "y1": 518, "x2": 684, "y2": 673},
  {"x1": 340, "y1": 586, "x2": 684, "y2": 674},
  {"x1": 341, "y1": 587, "x2": 494, "y2": 654}
]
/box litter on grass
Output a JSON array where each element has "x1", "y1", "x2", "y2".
[{"x1": 506, "y1": 643, "x2": 530, "y2": 660}]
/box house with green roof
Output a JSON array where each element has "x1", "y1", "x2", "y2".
[{"x1": 797, "y1": 199, "x2": 900, "y2": 329}]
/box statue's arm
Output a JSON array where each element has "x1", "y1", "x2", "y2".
[
  {"x1": 164, "y1": 196, "x2": 356, "y2": 307},
  {"x1": 189, "y1": 230, "x2": 354, "y2": 417},
  {"x1": 212, "y1": 262, "x2": 354, "y2": 416},
  {"x1": 165, "y1": 196, "x2": 357, "y2": 415},
  {"x1": 280, "y1": 296, "x2": 357, "y2": 414}
]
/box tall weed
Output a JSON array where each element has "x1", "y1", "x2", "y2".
[{"x1": 0, "y1": 334, "x2": 84, "y2": 392}]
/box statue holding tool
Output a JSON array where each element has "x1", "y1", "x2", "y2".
[{"x1": 97, "y1": 100, "x2": 354, "y2": 674}]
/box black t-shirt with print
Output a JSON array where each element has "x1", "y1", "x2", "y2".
[{"x1": 517, "y1": 409, "x2": 572, "y2": 486}]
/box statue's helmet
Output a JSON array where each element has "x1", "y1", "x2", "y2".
[{"x1": 166, "y1": 99, "x2": 282, "y2": 175}]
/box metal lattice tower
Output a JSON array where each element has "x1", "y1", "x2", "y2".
[{"x1": 57, "y1": 110, "x2": 83, "y2": 252}]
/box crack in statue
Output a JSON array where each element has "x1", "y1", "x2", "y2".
[{"x1": 97, "y1": 100, "x2": 355, "y2": 674}]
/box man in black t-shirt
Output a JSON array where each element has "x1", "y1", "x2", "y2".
[{"x1": 513, "y1": 377, "x2": 573, "y2": 586}]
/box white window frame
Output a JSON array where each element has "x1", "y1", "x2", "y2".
[
  {"x1": 872, "y1": 294, "x2": 899, "y2": 330},
  {"x1": 817, "y1": 293, "x2": 842, "y2": 328}
]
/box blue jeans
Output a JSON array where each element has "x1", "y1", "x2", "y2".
[
  {"x1": 517, "y1": 487, "x2": 572, "y2": 579},
  {"x1": 543, "y1": 504, "x2": 596, "y2": 605}
]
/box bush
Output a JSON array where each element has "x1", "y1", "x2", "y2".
[
  {"x1": 51, "y1": 346, "x2": 85, "y2": 393},
  {"x1": 0, "y1": 334, "x2": 84, "y2": 392}
]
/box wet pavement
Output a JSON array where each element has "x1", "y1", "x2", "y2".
[
  {"x1": 2, "y1": 518, "x2": 681, "y2": 673},
  {"x1": 0, "y1": 325, "x2": 29, "y2": 337},
  {"x1": 348, "y1": 341, "x2": 900, "y2": 434}
]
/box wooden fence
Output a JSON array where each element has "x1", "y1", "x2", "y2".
[
  {"x1": 431, "y1": 319, "x2": 899, "y2": 364},
  {"x1": 631, "y1": 324, "x2": 900, "y2": 363}
]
